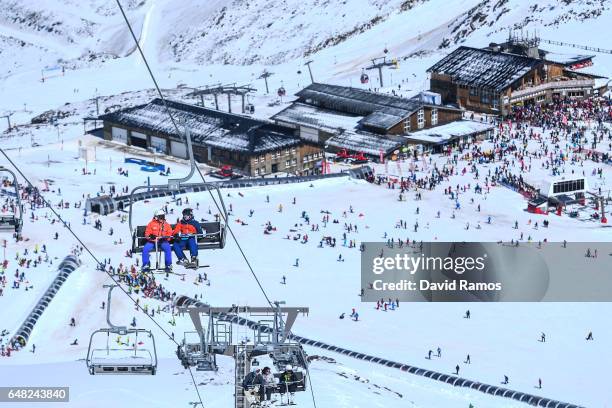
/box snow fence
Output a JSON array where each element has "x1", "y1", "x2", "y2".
[
  {"x1": 11, "y1": 255, "x2": 81, "y2": 347},
  {"x1": 86, "y1": 166, "x2": 373, "y2": 215},
  {"x1": 174, "y1": 295, "x2": 583, "y2": 408}
]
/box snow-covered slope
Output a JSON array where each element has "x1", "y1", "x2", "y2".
[
  {"x1": 1, "y1": 2, "x2": 612, "y2": 406},
  {"x1": 1, "y1": 0, "x2": 611, "y2": 75},
  {"x1": 1, "y1": 127, "x2": 611, "y2": 406},
  {"x1": 1, "y1": 0, "x2": 610, "y2": 129}
]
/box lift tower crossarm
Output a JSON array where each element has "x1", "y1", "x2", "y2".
[{"x1": 365, "y1": 57, "x2": 395, "y2": 88}]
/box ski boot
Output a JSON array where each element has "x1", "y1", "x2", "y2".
[
  {"x1": 176, "y1": 258, "x2": 189, "y2": 267},
  {"x1": 190, "y1": 256, "x2": 199, "y2": 268},
  {"x1": 141, "y1": 263, "x2": 151, "y2": 273}
]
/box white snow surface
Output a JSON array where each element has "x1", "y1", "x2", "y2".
[
  {"x1": 0, "y1": 131, "x2": 610, "y2": 407},
  {"x1": 1, "y1": 0, "x2": 612, "y2": 407}
]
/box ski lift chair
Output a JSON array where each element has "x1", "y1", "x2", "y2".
[
  {"x1": 86, "y1": 285, "x2": 158, "y2": 375},
  {"x1": 130, "y1": 183, "x2": 227, "y2": 255},
  {"x1": 128, "y1": 119, "x2": 227, "y2": 269},
  {"x1": 277, "y1": 86, "x2": 286, "y2": 97},
  {"x1": 0, "y1": 167, "x2": 23, "y2": 237},
  {"x1": 360, "y1": 72, "x2": 369, "y2": 84},
  {"x1": 269, "y1": 343, "x2": 308, "y2": 392},
  {"x1": 176, "y1": 331, "x2": 218, "y2": 371}
]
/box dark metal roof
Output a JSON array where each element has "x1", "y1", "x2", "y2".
[
  {"x1": 427, "y1": 46, "x2": 544, "y2": 91},
  {"x1": 326, "y1": 131, "x2": 405, "y2": 156},
  {"x1": 99, "y1": 99, "x2": 299, "y2": 154},
  {"x1": 528, "y1": 196, "x2": 548, "y2": 206},
  {"x1": 297, "y1": 83, "x2": 427, "y2": 113},
  {"x1": 359, "y1": 111, "x2": 404, "y2": 130},
  {"x1": 550, "y1": 194, "x2": 580, "y2": 205},
  {"x1": 295, "y1": 83, "x2": 444, "y2": 130},
  {"x1": 272, "y1": 102, "x2": 362, "y2": 135}
]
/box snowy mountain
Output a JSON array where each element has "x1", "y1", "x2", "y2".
[
  {"x1": 1, "y1": 0, "x2": 611, "y2": 75},
  {"x1": 1, "y1": 0, "x2": 610, "y2": 131}
]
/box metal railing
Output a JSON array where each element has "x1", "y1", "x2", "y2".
[{"x1": 510, "y1": 79, "x2": 595, "y2": 101}]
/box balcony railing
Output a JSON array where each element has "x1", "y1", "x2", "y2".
[{"x1": 510, "y1": 79, "x2": 595, "y2": 101}]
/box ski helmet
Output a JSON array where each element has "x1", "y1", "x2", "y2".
[
  {"x1": 285, "y1": 364, "x2": 293, "y2": 371},
  {"x1": 154, "y1": 209, "x2": 166, "y2": 218},
  {"x1": 182, "y1": 208, "x2": 193, "y2": 217}
]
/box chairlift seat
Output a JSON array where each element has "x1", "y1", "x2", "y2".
[
  {"x1": 89, "y1": 361, "x2": 157, "y2": 375},
  {"x1": 86, "y1": 328, "x2": 157, "y2": 376},
  {"x1": 272, "y1": 371, "x2": 306, "y2": 392},
  {"x1": 131, "y1": 222, "x2": 226, "y2": 253},
  {"x1": 0, "y1": 215, "x2": 21, "y2": 232}
]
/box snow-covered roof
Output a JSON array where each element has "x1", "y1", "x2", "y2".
[
  {"x1": 293, "y1": 83, "x2": 457, "y2": 130},
  {"x1": 99, "y1": 99, "x2": 300, "y2": 154},
  {"x1": 404, "y1": 120, "x2": 494, "y2": 145},
  {"x1": 296, "y1": 83, "x2": 429, "y2": 115},
  {"x1": 271, "y1": 103, "x2": 363, "y2": 134},
  {"x1": 205, "y1": 124, "x2": 300, "y2": 153},
  {"x1": 543, "y1": 52, "x2": 594, "y2": 66},
  {"x1": 359, "y1": 111, "x2": 404, "y2": 131},
  {"x1": 427, "y1": 46, "x2": 543, "y2": 91},
  {"x1": 326, "y1": 131, "x2": 404, "y2": 156}
]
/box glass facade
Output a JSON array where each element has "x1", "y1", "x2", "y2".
[{"x1": 552, "y1": 179, "x2": 585, "y2": 194}]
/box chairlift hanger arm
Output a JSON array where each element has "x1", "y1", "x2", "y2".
[
  {"x1": 128, "y1": 182, "x2": 228, "y2": 235},
  {"x1": 104, "y1": 285, "x2": 128, "y2": 333},
  {"x1": 168, "y1": 118, "x2": 196, "y2": 190}
]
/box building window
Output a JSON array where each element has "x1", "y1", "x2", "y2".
[
  {"x1": 404, "y1": 119, "x2": 411, "y2": 133},
  {"x1": 292, "y1": 158, "x2": 297, "y2": 165},
  {"x1": 553, "y1": 179, "x2": 584, "y2": 194},
  {"x1": 431, "y1": 108, "x2": 438, "y2": 126},
  {"x1": 417, "y1": 109, "x2": 425, "y2": 129},
  {"x1": 481, "y1": 90, "x2": 491, "y2": 104},
  {"x1": 291, "y1": 147, "x2": 297, "y2": 154},
  {"x1": 255, "y1": 168, "x2": 260, "y2": 175},
  {"x1": 254, "y1": 157, "x2": 259, "y2": 164},
  {"x1": 286, "y1": 160, "x2": 291, "y2": 167},
  {"x1": 260, "y1": 155, "x2": 265, "y2": 162},
  {"x1": 469, "y1": 87, "x2": 478, "y2": 96}
]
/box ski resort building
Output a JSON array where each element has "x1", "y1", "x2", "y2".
[
  {"x1": 99, "y1": 99, "x2": 323, "y2": 176},
  {"x1": 272, "y1": 83, "x2": 490, "y2": 157},
  {"x1": 404, "y1": 120, "x2": 494, "y2": 153},
  {"x1": 428, "y1": 38, "x2": 609, "y2": 115},
  {"x1": 525, "y1": 174, "x2": 589, "y2": 215}
]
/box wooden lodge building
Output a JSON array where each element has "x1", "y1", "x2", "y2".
[
  {"x1": 272, "y1": 83, "x2": 493, "y2": 155},
  {"x1": 99, "y1": 99, "x2": 323, "y2": 176},
  {"x1": 428, "y1": 39, "x2": 609, "y2": 115}
]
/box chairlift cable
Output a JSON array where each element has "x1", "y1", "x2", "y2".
[
  {"x1": 113, "y1": 0, "x2": 278, "y2": 312},
  {"x1": 114, "y1": 0, "x2": 318, "y2": 405},
  {"x1": 0, "y1": 149, "x2": 204, "y2": 405}
]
